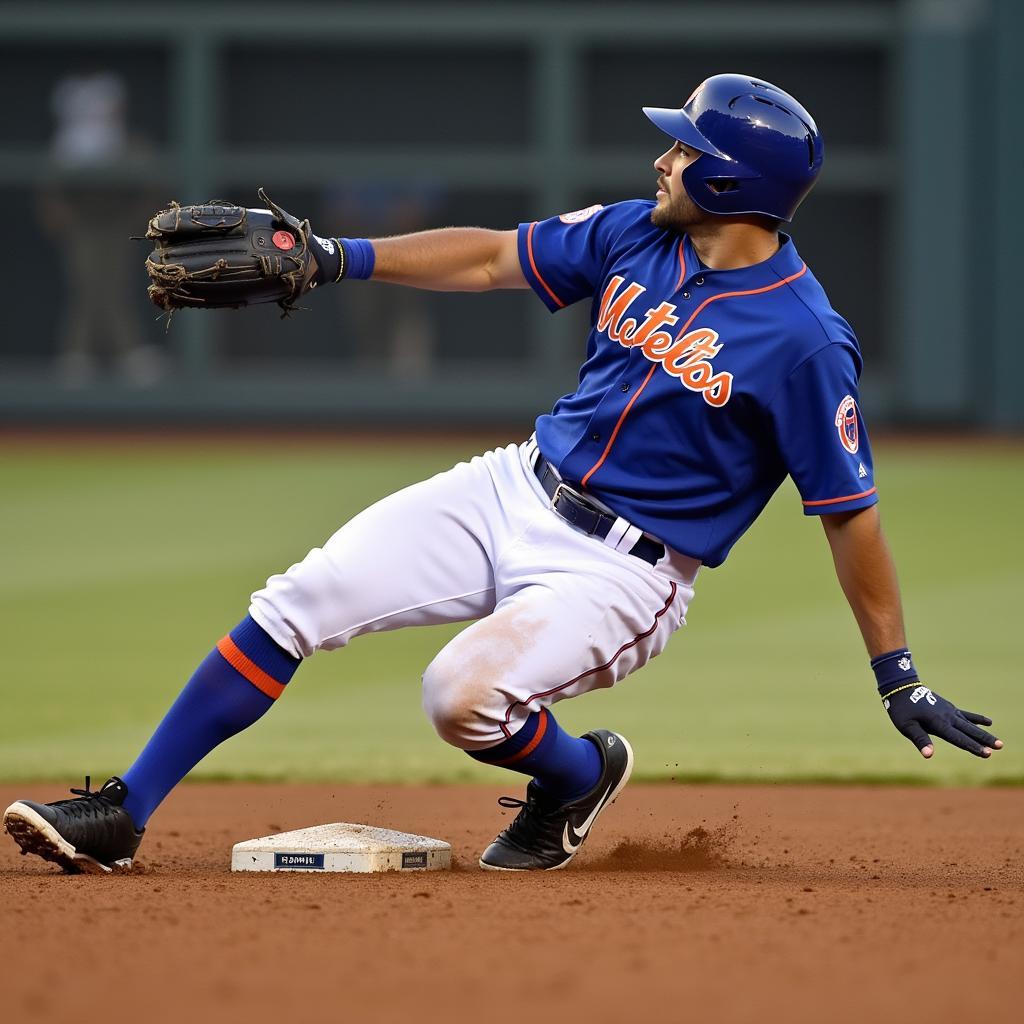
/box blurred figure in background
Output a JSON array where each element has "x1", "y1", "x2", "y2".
[
  {"x1": 37, "y1": 71, "x2": 164, "y2": 386},
  {"x1": 322, "y1": 181, "x2": 443, "y2": 378}
]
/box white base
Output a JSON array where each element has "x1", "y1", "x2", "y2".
[{"x1": 230, "y1": 822, "x2": 451, "y2": 873}]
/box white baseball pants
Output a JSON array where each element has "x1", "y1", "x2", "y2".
[{"x1": 249, "y1": 439, "x2": 699, "y2": 749}]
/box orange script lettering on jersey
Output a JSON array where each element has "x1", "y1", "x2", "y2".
[{"x1": 597, "y1": 276, "x2": 733, "y2": 407}]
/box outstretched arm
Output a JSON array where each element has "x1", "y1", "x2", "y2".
[
  {"x1": 821, "y1": 505, "x2": 1002, "y2": 759},
  {"x1": 307, "y1": 223, "x2": 528, "y2": 294},
  {"x1": 142, "y1": 191, "x2": 530, "y2": 314},
  {"x1": 370, "y1": 228, "x2": 528, "y2": 292}
]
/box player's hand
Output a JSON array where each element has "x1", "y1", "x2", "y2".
[
  {"x1": 881, "y1": 683, "x2": 1002, "y2": 759},
  {"x1": 256, "y1": 189, "x2": 328, "y2": 293}
]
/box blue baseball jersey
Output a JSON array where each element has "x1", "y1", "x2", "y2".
[{"x1": 517, "y1": 199, "x2": 878, "y2": 568}]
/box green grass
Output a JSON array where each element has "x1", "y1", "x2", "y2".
[{"x1": 1, "y1": 435, "x2": 1021, "y2": 785}]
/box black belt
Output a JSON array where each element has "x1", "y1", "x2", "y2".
[{"x1": 534, "y1": 458, "x2": 664, "y2": 565}]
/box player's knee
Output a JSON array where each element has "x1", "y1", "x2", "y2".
[{"x1": 421, "y1": 651, "x2": 499, "y2": 749}]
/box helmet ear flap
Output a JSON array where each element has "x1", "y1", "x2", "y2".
[{"x1": 681, "y1": 153, "x2": 762, "y2": 216}]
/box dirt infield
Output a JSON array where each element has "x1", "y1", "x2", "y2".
[{"x1": 2, "y1": 783, "x2": 1021, "y2": 1024}]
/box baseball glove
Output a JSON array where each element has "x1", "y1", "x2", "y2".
[{"x1": 144, "y1": 188, "x2": 315, "y2": 315}]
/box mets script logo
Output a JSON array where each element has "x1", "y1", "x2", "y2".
[
  {"x1": 835, "y1": 395, "x2": 859, "y2": 454},
  {"x1": 597, "y1": 275, "x2": 733, "y2": 407}
]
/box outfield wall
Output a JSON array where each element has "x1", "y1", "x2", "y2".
[{"x1": 0, "y1": 1, "x2": 1021, "y2": 427}]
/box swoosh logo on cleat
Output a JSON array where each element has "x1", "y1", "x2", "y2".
[{"x1": 561, "y1": 785, "x2": 613, "y2": 855}]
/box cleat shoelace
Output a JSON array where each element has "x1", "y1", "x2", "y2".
[
  {"x1": 495, "y1": 792, "x2": 562, "y2": 853},
  {"x1": 50, "y1": 777, "x2": 117, "y2": 821}
]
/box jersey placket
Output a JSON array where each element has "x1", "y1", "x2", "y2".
[
  {"x1": 573, "y1": 239, "x2": 711, "y2": 488},
  {"x1": 561, "y1": 242, "x2": 694, "y2": 484}
]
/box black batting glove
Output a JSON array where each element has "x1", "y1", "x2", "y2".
[
  {"x1": 873, "y1": 649, "x2": 1002, "y2": 759},
  {"x1": 881, "y1": 682, "x2": 1000, "y2": 758}
]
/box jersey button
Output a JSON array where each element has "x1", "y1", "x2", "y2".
[
  {"x1": 682, "y1": 291, "x2": 690, "y2": 299},
  {"x1": 619, "y1": 382, "x2": 630, "y2": 392},
  {"x1": 695, "y1": 276, "x2": 705, "y2": 286},
  {"x1": 590, "y1": 432, "x2": 601, "y2": 442}
]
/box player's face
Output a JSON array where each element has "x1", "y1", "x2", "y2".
[{"x1": 651, "y1": 142, "x2": 710, "y2": 232}]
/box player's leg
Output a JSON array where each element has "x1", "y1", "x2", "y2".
[
  {"x1": 119, "y1": 450, "x2": 512, "y2": 823},
  {"x1": 3, "y1": 448, "x2": 516, "y2": 872},
  {"x1": 422, "y1": 529, "x2": 697, "y2": 870}
]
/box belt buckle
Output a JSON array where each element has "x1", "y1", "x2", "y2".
[{"x1": 551, "y1": 481, "x2": 600, "y2": 536}]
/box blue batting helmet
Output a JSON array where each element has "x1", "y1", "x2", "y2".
[{"x1": 643, "y1": 74, "x2": 824, "y2": 222}]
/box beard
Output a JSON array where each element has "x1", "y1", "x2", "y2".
[{"x1": 650, "y1": 183, "x2": 712, "y2": 233}]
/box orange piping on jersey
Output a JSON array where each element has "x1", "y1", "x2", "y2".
[
  {"x1": 216, "y1": 636, "x2": 286, "y2": 700},
  {"x1": 526, "y1": 222, "x2": 566, "y2": 309},
  {"x1": 581, "y1": 262, "x2": 809, "y2": 488},
  {"x1": 672, "y1": 263, "x2": 808, "y2": 342},
  {"x1": 802, "y1": 486, "x2": 877, "y2": 507},
  {"x1": 487, "y1": 708, "x2": 549, "y2": 764},
  {"x1": 581, "y1": 364, "x2": 658, "y2": 487},
  {"x1": 673, "y1": 239, "x2": 687, "y2": 291}
]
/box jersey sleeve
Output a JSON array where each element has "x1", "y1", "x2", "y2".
[
  {"x1": 768, "y1": 343, "x2": 879, "y2": 516},
  {"x1": 517, "y1": 202, "x2": 637, "y2": 312}
]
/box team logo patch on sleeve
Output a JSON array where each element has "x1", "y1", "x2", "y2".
[
  {"x1": 559, "y1": 204, "x2": 603, "y2": 224},
  {"x1": 835, "y1": 395, "x2": 860, "y2": 454}
]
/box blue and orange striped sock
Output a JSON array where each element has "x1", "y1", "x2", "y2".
[
  {"x1": 121, "y1": 616, "x2": 299, "y2": 828},
  {"x1": 468, "y1": 708, "x2": 602, "y2": 801}
]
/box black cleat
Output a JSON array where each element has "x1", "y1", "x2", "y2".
[
  {"x1": 3, "y1": 776, "x2": 144, "y2": 874},
  {"x1": 479, "y1": 729, "x2": 633, "y2": 872}
]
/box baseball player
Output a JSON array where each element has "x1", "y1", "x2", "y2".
[{"x1": 5, "y1": 74, "x2": 1002, "y2": 874}]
